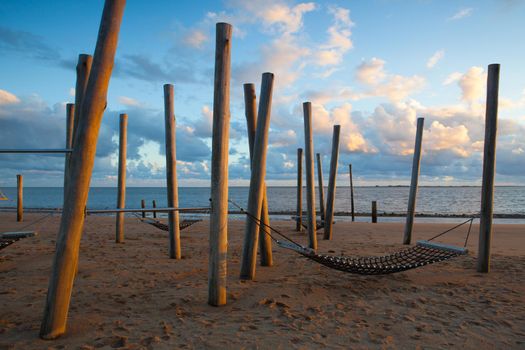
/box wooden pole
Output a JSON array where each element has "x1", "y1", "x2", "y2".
[
  {"x1": 324, "y1": 125, "x2": 340, "y2": 240},
  {"x1": 372, "y1": 201, "x2": 377, "y2": 223},
  {"x1": 63, "y1": 104, "x2": 75, "y2": 203},
  {"x1": 40, "y1": 0, "x2": 126, "y2": 339},
  {"x1": 141, "y1": 199, "x2": 146, "y2": 218},
  {"x1": 152, "y1": 200, "x2": 157, "y2": 218},
  {"x1": 477, "y1": 63, "x2": 500, "y2": 273},
  {"x1": 303, "y1": 102, "x2": 317, "y2": 250},
  {"x1": 316, "y1": 153, "x2": 325, "y2": 222},
  {"x1": 403, "y1": 117, "x2": 424, "y2": 244},
  {"x1": 115, "y1": 113, "x2": 127, "y2": 243},
  {"x1": 208, "y1": 22, "x2": 232, "y2": 306},
  {"x1": 16, "y1": 174, "x2": 23, "y2": 222},
  {"x1": 164, "y1": 84, "x2": 181, "y2": 259},
  {"x1": 72, "y1": 54, "x2": 93, "y2": 148},
  {"x1": 240, "y1": 72, "x2": 274, "y2": 280},
  {"x1": 243, "y1": 83, "x2": 273, "y2": 267},
  {"x1": 349, "y1": 164, "x2": 355, "y2": 222},
  {"x1": 296, "y1": 148, "x2": 303, "y2": 231}
]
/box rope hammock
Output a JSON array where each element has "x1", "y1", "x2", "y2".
[
  {"x1": 230, "y1": 200, "x2": 472, "y2": 276},
  {"x1": 137, "y1": 217, "x2": 201, "y2": 231},
  {"x1": 0, "y1": 231, "x2": 37, "y2": 250}
]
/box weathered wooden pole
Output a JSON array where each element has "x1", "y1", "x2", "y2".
[
  {"x1": 349, "y1": 164, "x2": 355, "y2": 222},
  {"x1": 40, "y1": 0, "x2": 126, "y2": 339},
  {"x1": 296, "y1": 148, "x2": 303, "y2": 231},
  {"x1": 115, "y1": 113, "x2": 127, "y2": 243},
  {"x1": 372, "y1": 201, "x2": 377, "y2": 223},
  {"x1": 208, "y1": 22, "x2": 232, "y2": 306},
  {"x1": 16, "y1": 174, "x2": 23, "y2": 222},
  {"x1": 164, "y1": 84, "x2": 181, "y2": 259},
  {"x1": 63, "y1": 103, "x2": 75, "y2": 202},
  {"x1": 243, "y1": 83, "x2": 273, "y2": 267},
  {"x1": 152, "y1": 200, "x2": 157, "y2": 218},
  {"x1": 240, "y1": 72, "x2": 274, "y2": 280},
  {"x1": 72, "y1": 54, "x2": 93, "y2": 147},
  {"x1": 324, "y1": 125, "x2": 341, "y2": 240},
  {"x1": 141, "y1": 199, "x2": 146, "y2": 218},
  {"x1": 303, "y1": 102, "x2": 317, "y2": 249},
  {"x1": 403, "y1": 117, "x2": 425, "y2": 245},
  {"x1": 477, "y1": 64, "x2": 500, "y2": 273},
  {"x1": 316, "y1": 153, "x2": 325, "y2": 222}
]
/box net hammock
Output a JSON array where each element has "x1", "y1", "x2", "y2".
[{"x1": 230, "y1": 199, "x2": 472, "y2": 276}]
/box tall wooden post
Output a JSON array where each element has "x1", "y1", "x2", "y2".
[
  {"x1": 40, "y1": 0, "x2": 126, "y2": 339},
  {"x1": 403, "y1": 117, "x2": 424, "y2": 245},
  {"x1": 316, "y1": 153, "x2": 325, "y2": 222},
  {"x1": 208, "y1": 22, "x2": 231, "y2": 306},
  {"x1": 63, "y1": 104, "x2": 75, "y2": 202},
  {"x1": 477, "y1": 64, "x2": 500, "y2": 273},
  {"x1": 303, "y1": 102, "x2": 317, "y2": 250},
  {"x1": 141, "y1": 199, "x2": 146, "y2": 218},
  {"x1": 16, "y1": 174, "x2": 23, "y2": 222},
  {"x1": 372, "y1": 201, "x2": 377, "y2": 223},
  {"x1": 164, "y1": 84, "x2": 181, "y2": 259},
  {"x1": 324, "y1": 125, "x2": 340, "y2": 240},
  {"x1": 152, "y1": 200, "x2": 157, "y2": 218},
  {"x1": 243, "y1": 83, "x2": 272, "y2": 267},
  {"x1": 72, "y1": 54, "x2": 93, "y2": 147},
  {"x1": 349, "y1": 164, "x2": 355, "y2": 222},
  {"x1": 115, "y1": 113, "x2": 127, "y2": 243},
  {"x1": 296, "y1": 148, "x2": 303, "y2": 231},
  {"x1": 240, "y1": 73, "x2": 274, "y2": 280}
]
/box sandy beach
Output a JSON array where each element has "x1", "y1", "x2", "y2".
[{"x1": 1, "y1": 213, "x2": 524, "y2": 349}]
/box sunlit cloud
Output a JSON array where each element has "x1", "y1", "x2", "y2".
[
  {"x1": 448, "y1": 8, "x2": 473, "y2": 21},
  {"x1": 0, "y1": 89, "x2": 20, "y2": 105},
  {"x1": 426, "y1": 50, "x2": 444, "y2": 68}
]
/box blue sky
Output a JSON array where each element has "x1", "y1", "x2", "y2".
[{"x1": 0, "y1": 0, "x2": 524, "y2": 187}]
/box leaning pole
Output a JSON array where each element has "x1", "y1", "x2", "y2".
[
  {"x1": 403, "y1": 117, "x2": 424, "y2": 245},
  {"x1": 240, "y1": 73, "x2": 274, "y2": 280},
  {"x1": 208, "y1": 23, "x2": 232, "y2": 306},
  {"x1": 40, "y1": 0, "x2": 126, "y2": 339},
  {"x1": 243, "y1": 83, "x2": 273, "y2": 267},
  {"x1": 477, "y1": 64, "x2": 500, "y2": 273},
  {"x1": 324, "y1": 125, "x2": 340, "y2": 240}
]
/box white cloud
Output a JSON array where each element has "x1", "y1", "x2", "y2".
[
  {"x1": 355, "y1": 58, "x2": 425, "y2": 102},
  {"x1": 314, "y1": 6, "x2": 354, "y2": 67},
  {"x1": 459, "y1": 66, "x2": 486, "y2": 103},
  {"x1": 257, "y1": 2, "x2": 316, "y2": 35},
  {"x1": 426, "y1": 50, "x2": 444, "y2": 68},
  {"x1": 448, "y1": 8, "x2": 473, "y2": 21},
  {"x1": 311, "y1": 102, "x2": 373, "y2": 153},
  {"x1": 426, "y1": 121, "x2": 471, "y2": 157},
  {"x1": 118, "y1": 96, "x2": 143, "y2": 108},
  {"x1": 356, "y1": 58, "x2": 386, "y2": 85},
  {"x1": 0, "y1": 89, "x2": 20, "y2": 105},
  {"x1": 443, "y1": 72, "x2": 462, "y2": 85},
  {"x1": 183, "y1": 29, "x2": 208, "y2": 48}
]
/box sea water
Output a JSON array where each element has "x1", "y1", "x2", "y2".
[{"x1": 0, "y1": 186, "x2": 523, "y2": 221}]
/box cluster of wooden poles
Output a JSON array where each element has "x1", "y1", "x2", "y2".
[{"x1": 0, "y1": 0, "x2": 500, "y2": 341}]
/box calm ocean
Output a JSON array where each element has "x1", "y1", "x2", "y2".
[{"x1": 0, "y1": 186, "x2": 524, "y2": 222}]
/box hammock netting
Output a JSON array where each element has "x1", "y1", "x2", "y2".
[
  {"x1": 277, "y1": 240, "x2": 467, "y2": 275},
  {"x1": 0, "y1": 232, "x2": 36, "y2": 251},
  {"x1": 140, "y1": 218, "x2": 201, "y2": 232},
  {"x1": 0, "y1": 237, "x2": 20, "y2": 250}
]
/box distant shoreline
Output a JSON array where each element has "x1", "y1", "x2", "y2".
[{"x1": 1, "y1": 207, "x2": 523, "y2": 219}]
